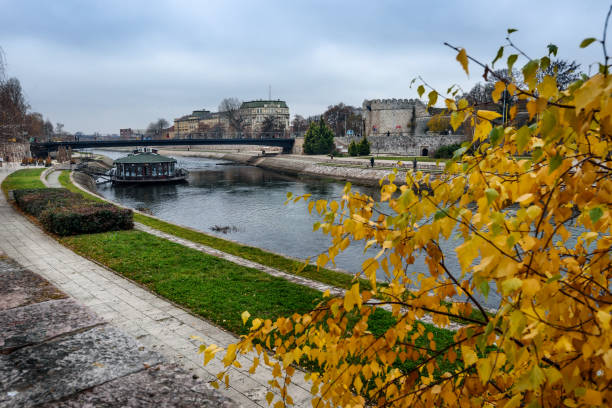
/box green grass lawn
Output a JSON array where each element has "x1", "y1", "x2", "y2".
[
  {"x1": 61, "y1": 230, "x2": 328, "y2": 334},
  {"x1": 1, "y1": 168, "x2": 45, "y2": 194},
  {"x1": 61, "y1": 229, "x2": 459, "y2": 373},
  {"x1": 58, "y1": 171, "x2": 106, "y2": 202}
]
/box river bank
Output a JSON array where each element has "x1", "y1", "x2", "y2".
[{"x1": 98, "y1": 147, "x2": 443, "y2": 187}]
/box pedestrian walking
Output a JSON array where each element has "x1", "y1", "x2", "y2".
[{"x1": 370, "y1": 157, "x2": 374, "y2": 168}]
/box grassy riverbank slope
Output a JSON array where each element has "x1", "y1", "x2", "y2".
[
  {"x1": 3, "y1": 168, "x2": 460, "y2": 375},
  {"x1": 58, "y1": 170, "x2": 374, "y2": 291},
  {"x1": 1, "y1": 168, "x2": 45, "y2": 194}
]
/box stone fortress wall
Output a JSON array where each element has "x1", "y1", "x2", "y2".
[
  {"x1": 359, "y1": 98, "x2": 468, "y2": 155},
  {"x1": 363, "y1": 99, "x2": 431, "y2": 137},
  {"x1": 337, "y1": 134, "x2": 468, "y2": 157}
]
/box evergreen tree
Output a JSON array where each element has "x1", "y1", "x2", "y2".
[
  {"x1": 358, "y1": 137, "x2": 370, "y2": 155},
  {"x1": 348, "y1": 141, "x2": 358, "y2": 156},
  {"x1": 303, "y1": 118, "x2": 334, "y2": 154}
]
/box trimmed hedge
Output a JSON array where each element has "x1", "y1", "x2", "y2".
[
  {"x1": 13, "y1": 188, "x2": 133, "y2": 236},
  {"x1": 14, "y1": 189, "x2": 76, "y2": 216}
]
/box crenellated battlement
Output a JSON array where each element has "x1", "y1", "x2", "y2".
[{"x1": 363, "y1": 98, "x2": 425, "y2": 111}]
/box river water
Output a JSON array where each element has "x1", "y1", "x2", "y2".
[{"x1": 92, "y1": 150, "x2": 501, "y2": 308}]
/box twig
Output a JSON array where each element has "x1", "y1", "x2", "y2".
[
  {"x1": 603, "y1": 4, "x2": 612, "y2": 76},
  {"x1": 505, "y1": 35, "x2": 533, "y2": 61}
]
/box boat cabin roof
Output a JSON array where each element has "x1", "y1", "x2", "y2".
[{"x1": 114, "y1": 152, "x2": 177, "y2": 165}]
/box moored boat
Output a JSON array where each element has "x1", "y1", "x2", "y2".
[{"x1": 111, "y1": 148, "x2": 188, "y2": 184}]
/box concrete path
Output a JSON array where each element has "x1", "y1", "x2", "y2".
[
  {"x1": 0, "y1": 255, "x2": 234, "y2": 408},
  {"x1": 44, "y1": 170, "x2": 62, "y2": 188},
  {"x1": 0, "y1": 167, "x2": 313, "y2": 407}
]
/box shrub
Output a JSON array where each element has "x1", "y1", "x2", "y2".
[
  {"x1": 14, "y1": 188, "x2": 133, "y2": 236},
  {"x1": 39, "y1": 203, "x2": 133, "y2": 236},
  {"x1": 433, "y1": 143, "x2": 462, "y2": 158},
  {"x1": 13, "y1": 188, "x2": 77, "y2": 216},
  {"x1": 358, "y1": 137, "x2": 370, "y2": 155},
  {"x1": 348, "y1": 141, "x2": 358, "y2": 156}
]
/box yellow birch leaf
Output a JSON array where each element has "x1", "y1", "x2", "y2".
[
  {"x1": 521, "y1": 278, "x2": 541, "y2": 297},
  {"x1": 526, "y1": 205, "x2": 542, "y2": 220},
  {"x1": 503, "y1": 394, "x2": 522, "y2": 408},
  {"x1": 354, "y1": 375, "x2": 363, "y2": 394},
  {"x1": 456, "y1": 48, "x2": 469, "y2": 75},
  {"x1": 241, "y1": 311, "x2": 251, "y2": 325},
  {"x1": 502, "y1": 277, "x2": 523, "y2": 295},
  {"x1": 596, "y1": 310, "x2": 611, "y2": 330},
  {"x1": 492, "y1": 81, "x2": 506, "y2": 103},
  {"x1": 476, "y1": 358, "x2": 492, "y2": 384},
  {"x1": 478, "y1": 110, "x2": 502, "y2": 121},
  {"x1": 526, "y1": 99, "x2": 537, "y2": 119},
  {"x1": 539, "y1": 75, "x2": 558, "y2": 99},
  {"x1": 461, "y1": 345, "x2": 478, "y2": 366},
  {"x1": 516, "y1": 193, "x2": 535, "y2": 206}
]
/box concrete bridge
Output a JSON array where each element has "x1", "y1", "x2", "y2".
[{"x1": 30, "y1": 138, "x2": 296, "y2": 157}]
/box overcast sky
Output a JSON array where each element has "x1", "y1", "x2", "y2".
[{"x1": 0, "y1": 0, "x2": 608, "y2": 134}]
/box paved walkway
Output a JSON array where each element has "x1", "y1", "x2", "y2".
[
  {"x1": 0, "y1": 256, "x2": 233, "y2": 408},
  {"x1": 0, "y1": 167, "x2": 313, "y2": 407},
  {"x1": 44, "y1": 170, "x2": 62, "y2": 188}
]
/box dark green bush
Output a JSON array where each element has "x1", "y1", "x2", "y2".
[
  {"x1": 348, "y1": 137, "x2": 370, "y2": 156},
  {"x1": 348, "y1": 141, "x2": 358, "y2": 156},
  {"x1": 433, "y1": 143, "x2": 462, "y2": 159},
  {"x1": 40, "y1": 204, "x2": 133, "y2": 236},
  {"x1": 358, "y1": 137, "x2": 371, "y2": 155},
  {"x1": 14, "y1": 188, "x2": 133, "y2": 236},
  {"x1": 13, "y1": 188, "x2": 77, "y2": 216}
]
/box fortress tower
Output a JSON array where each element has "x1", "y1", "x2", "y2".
[{"x1": 362, "y1": 99, "x2": 431, "y2": 137}]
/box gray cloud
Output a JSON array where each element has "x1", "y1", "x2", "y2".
[{"x1": 0, "y1": 0, "x2": 606, "y2": 133}]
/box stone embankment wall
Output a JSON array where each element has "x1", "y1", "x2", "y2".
[
  {"x1": 292, "y1": 137, "x2": 304, "y2": 154},
  {"x1": 0, "y1": 142, "x2": 31, "y2": 163},
  {"x1": 169, "y1": 150, "x2": 406, "y2": 187},
  {"x1": 337, "y1": 133, "x2": 468, "y2": 156}
]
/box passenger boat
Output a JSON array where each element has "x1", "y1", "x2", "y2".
[{"x1": 111, "y1": 148, "x2": 188, "y2": 184}]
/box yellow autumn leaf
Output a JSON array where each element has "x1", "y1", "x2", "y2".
[
  {"x1": 477, "y1": 110, "x2": 502, "y2": 121},
  {"x1": 456, "y1": 48, "x2": 469, "y2": 75},
  {"x1": 521, "y1": 278, "x2": 541, "y2": 297},
  {"x1": 241, "y1": 311, "x2": 251, "y2": 325},
  {"x1": 461, "y1": 345, "x2": 478, "y2": 366},
  {"x1": 492, "y1": 81, "x2": 506, "y2": 103}
]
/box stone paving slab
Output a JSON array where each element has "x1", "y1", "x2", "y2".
[
  {"x1": 41, "y1": 363, "x2": 235, "y2": 408},
  {"x1": 0, "y1": 256, "x2": 66, "y2": 311},
  {"x1": 0, "y1": 326, "x2": 163, "y2": 408},
  {"x1": 0, "y1": 298, "x2": 104, "y2": 353}
]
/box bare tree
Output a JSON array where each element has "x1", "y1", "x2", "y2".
[
  {"x1": 537, "y1": 59, "x2": 582, "y2": 90},
  {"x1": 0, "y1": 78, "x2": 30, "y2": 142},
  {"x1": 323, "y1": 103, "x2": 362, "y2": 137},
  {"x1": 291, "y1": 115, "x2": 308, "y2": 135},
  {"x1": 260, "y1": 115, "x2": 285, "y2": 138},
  {"x1": 218, "y1": 98, "x2": 244, "y2": 136},
  {"x1": 146, "y1": 118, "x2": 169, "y2": 139},
  {"x1": 43, "y1": 119, "x2": 53, "y2": 141}
]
